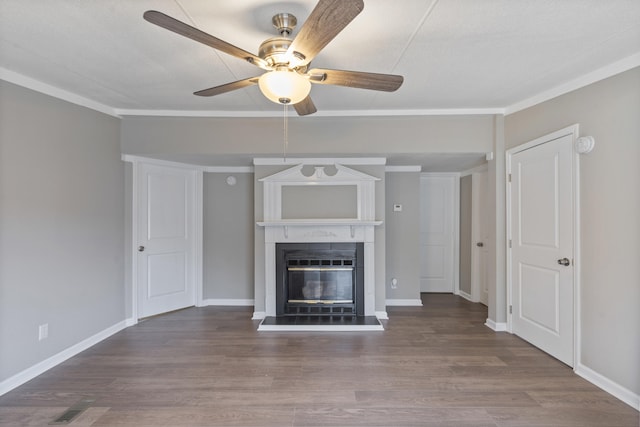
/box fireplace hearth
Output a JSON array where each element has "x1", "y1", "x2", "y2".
[{"x1": 276, "y1": 243, "x2": 364, "y2": 318}]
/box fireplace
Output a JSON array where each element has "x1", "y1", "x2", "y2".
[
  {"x1": 255, "y1": 162, "x2": 385, "y2": 330},
  {"x1": 276, "y1": 243, "x2": 364, "y2": 317}
]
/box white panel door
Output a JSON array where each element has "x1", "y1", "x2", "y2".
[
  {"x1": 137, "y1": 163, "x2": 197, "y2": 318},
  {"x1": 420, "y1": 175, "x2": 456, "y2": 293},
  {"x1": 509, "y1": 133, "x2": 574, "y2": 366}
]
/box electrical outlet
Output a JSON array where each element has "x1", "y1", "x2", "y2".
[
  {"x1": 391, "y1": 278, "x2": 398, "y2": 289},
  {"x1": 38, "y1": 323, "x2": 48, "y2": 341}
]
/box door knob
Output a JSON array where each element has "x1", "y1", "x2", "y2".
[
  {"x1": 138, "y1": 246, "x2": 145, "y2": 252},
  {"x1": 476, "y1": 242, "x2": 484, "y2": 247},
  {"x1": 557, "y1": 257, "x2": 570, "y2": 266}
]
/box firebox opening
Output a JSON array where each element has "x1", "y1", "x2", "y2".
[{"x1": 276, "y1": 243, "x2": 364, "y2": 318}]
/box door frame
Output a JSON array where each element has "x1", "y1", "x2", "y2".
[
  {"x1": 505, "y1": 124, "x2": 581, "y2": 368},
  {"x1": 419, "y1": 173, "x2": 460, "y2": 294},
  {"x1": 470, "y1": 166, "x2": 489, "y2": 304},
  {"x1": 124, "y1": 155, "x2": 204, "y2": 324}
]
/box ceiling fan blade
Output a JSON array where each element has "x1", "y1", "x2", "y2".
[
  {"x1": 193, "y1": 77, "x2": 259, "y2": 97},
  {"x1": 294, "y1": 95, "x2": 317, "y2": 116},
  {"x1": 144, "y1": 10, "x2": 269, "y2": 70},
  {"x1": 308, "y1": 68, "x2": 403, "y2": 92},
  {"x1": 287, "y1": 0, "x2": 364, "y2": 66}
]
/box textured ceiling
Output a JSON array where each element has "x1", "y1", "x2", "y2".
[{"x1": 1, "y1": 0, "x2": 639, "y2": 117}]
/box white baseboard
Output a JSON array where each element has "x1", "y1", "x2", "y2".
[
  {"x1": 485, "y1": 318, "x2": 507, "y2": 332},
  {"x1": 385, "y1": 299, "x2": 423, "y2": 306},
  {"x1": 0, "y1": 319, "x2": 129, "y2": 396},
  {"x1": 202, "y1": 298, "x2": 255, "y2": 306},
  {"x1": 375, "y1": 311, "x2": 389, "y2": 320},
  {"x1": 458, "y1": 290, "x2": 474, "y2": 301},
  {"x1": 575, "y1": 363, "x2": 640, "y2": 411},
  {"x1": 252, "y1": 311, "x2": 266, "y2": 320}
]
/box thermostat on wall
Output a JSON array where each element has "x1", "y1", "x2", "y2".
[{"x1": 393, "y1": 204, "x2": 403, "y2": 212}]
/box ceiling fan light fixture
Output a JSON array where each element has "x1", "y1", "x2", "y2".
[{"x1": 258, "y1": 70, "x2": 311, "y2": 105}]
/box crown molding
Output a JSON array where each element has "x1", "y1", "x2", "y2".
[
  {"x1": 0, "y1": 67, "x2": 118, "y2": 117},
  {"x1": 505, "y1": 53, "x2": 640, "y2": 115},
  {"x1": 4, "y1": 54, "x2": 638, "y2": 119}
]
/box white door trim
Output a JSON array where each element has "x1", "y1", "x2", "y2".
[
  {"x1": 505, "y1": 124, "x2": 581, "y2": 369},
  {"x1": 470, "y1": 168, "x2": 489, "y2": 304},
  {"x1": 419, "y1": 172, "x2": 460, "y2": 294},
  {"x1": 124, "y1": 155, "x2": 203, "y2": 323}
]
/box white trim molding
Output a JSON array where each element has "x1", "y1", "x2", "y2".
[
  {"x1": 375, "y1": 311, "x2": 389, "y2": 320},
  {"x1": 0, "y1": 320, "x2": 129, "y2": 396},
  {"x1": 575, "y1": 364, "x2": 640, "y2": 411},
  {"x1": 485, "y1": 318, "x2": 507, "y2": 332},
  {"x1": 252, "y1": 311, "x2": 266, "y2": 320},
  {"x1": 254, "y1": 157, "x2": 386, "y2": 166},
  {"x1": 386, "y1": 299, "x2": 423, "y2": 306},
  {"x1": 202, "y1": 299, "x2": 255, "y2": 306},
  {"x1": 457, "y1": 290, "x2": 473, "y2": 302},
  {"x1": 385, "y1": 166, "x2": 422, "y2": 173},
  {"x1": 0, "y1": 67, "x2": 118, "y2": 117}
]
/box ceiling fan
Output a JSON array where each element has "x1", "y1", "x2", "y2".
[{"x1": 143, "y1": 0, "x2": 403, "y2": 115}]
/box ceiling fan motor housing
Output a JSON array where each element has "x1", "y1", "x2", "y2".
[{"x1": 259, "y1": 37, "x2": 293, "y2": 67}]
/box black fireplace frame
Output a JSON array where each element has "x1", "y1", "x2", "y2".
[{"x1": 275, "y1": 242, "x2": 365, "y2": 317}]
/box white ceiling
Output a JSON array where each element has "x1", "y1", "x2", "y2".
[
  {"x1": 1, "y1": 0, "x2": 639, "y2": 170},
  {"x1": 1, "y1": 0, "x2": 639, "y2": 116}
]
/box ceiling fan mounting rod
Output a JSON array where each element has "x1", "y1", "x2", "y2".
[{"x1": 272, "y1": 13, "x2": 297, "y2": 36}]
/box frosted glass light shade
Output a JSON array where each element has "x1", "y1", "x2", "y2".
[{"x1": 258, "y1": 70, "x2": 311, "y2": 105}]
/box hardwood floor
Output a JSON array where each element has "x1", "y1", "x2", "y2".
[{"x1": 0, "y1": 294, "x2": 637, "y2": 426}]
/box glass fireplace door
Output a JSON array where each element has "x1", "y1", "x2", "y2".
[{"x1": 287, "y1": 265, "x2": 354, "y2": 304}]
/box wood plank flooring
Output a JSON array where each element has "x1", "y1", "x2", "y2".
[{"x1": 0, "y1": 294, "x2": 637, "y2": 426}]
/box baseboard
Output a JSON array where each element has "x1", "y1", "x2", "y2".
[
  {"x1": 458, "y1": 290, "x2": 474, "y2": 301},
  {"x1": 375, "y1": 311, "x2": 389, "y2": 320},
  {"x1": 575, "y1": 363, "x2": 640, "y2": 411},
  {"x1": 252, "y1": 311, "x2": 266, "y2": 320},
  {"x1": 201, "y1": 298, "x2": 254, "y2": 306},
  {"x1": 485, "y1": 318, "x2": 507, "y2": 332},
  {"x1": 0, "y1": 319, "x2": 130, "y2": 396},
  {"x1": 385, "y1": 299, "x2": 423, "y2": 306}
]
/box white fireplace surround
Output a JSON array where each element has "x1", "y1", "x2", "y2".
[{"x1": 257, "y1": 163, "x2": 382, "y2": 318}]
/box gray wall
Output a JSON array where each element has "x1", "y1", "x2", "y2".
[
  {"x1": 0, "y1": 82, "x2": 124, "y2": 382},
  {"x1": 121, "y1": 115, "x2": 494, "y2": 161},
  {"x1": 459, "y1": 175, "x2": 472, "y2": 296},
  {"x1": 505, "y1": 66, "x2": 640, "y2": 396},
  {"x1": 385, "y1": 171, "x2": 421, "y2": 301},
  {"x1": 203, "y1": 172, "x2": 254, "y2": 300}
]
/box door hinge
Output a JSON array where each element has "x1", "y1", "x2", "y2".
[
  {"x1": 509, "y1": 305, "x2": 512, "y2": 314},
  {"x1": 508, "y1": 173, "x2": 512, "y2": 182},
  {"x1": 508, "y1": 239, "x2": 512, "y2": 248}
]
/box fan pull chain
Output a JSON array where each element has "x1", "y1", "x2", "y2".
[{"x1": 282, "y1": 103, "x2": 289, "y2": 162}]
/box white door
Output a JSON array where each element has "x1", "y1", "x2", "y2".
[
  {"x1": 420, "y1": 175, "x2": 457, "y2": 293},
  {"x1": 508, "y1": 132, "x2": 575, "y2": 366},
  {"x1": 471, "y1": 170, "x2": 489, "y2": 305},
  {"x1": 137, "y1": 162, "x2": 199, "y2": 319}
]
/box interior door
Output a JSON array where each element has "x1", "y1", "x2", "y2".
[
  {"x1": 509, "y1": 133, "x2": 574, "y2": 366},
  {"x1": 420, "y1": 175, "x2": 456, "y2": 293},
  {"x1": 137, "y1": 162, "x2": 198, "y2": 319}
]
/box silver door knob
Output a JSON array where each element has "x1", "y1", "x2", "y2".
[
  {"x1": 138, "y1": 246, "x2": 145, "y2": 252},
  {"x1": 557, "y1": 257, "x2": 570, "y2": 266},
  {"x1": 476, "y1": 242, "x2": 484, "y2": 247}
]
